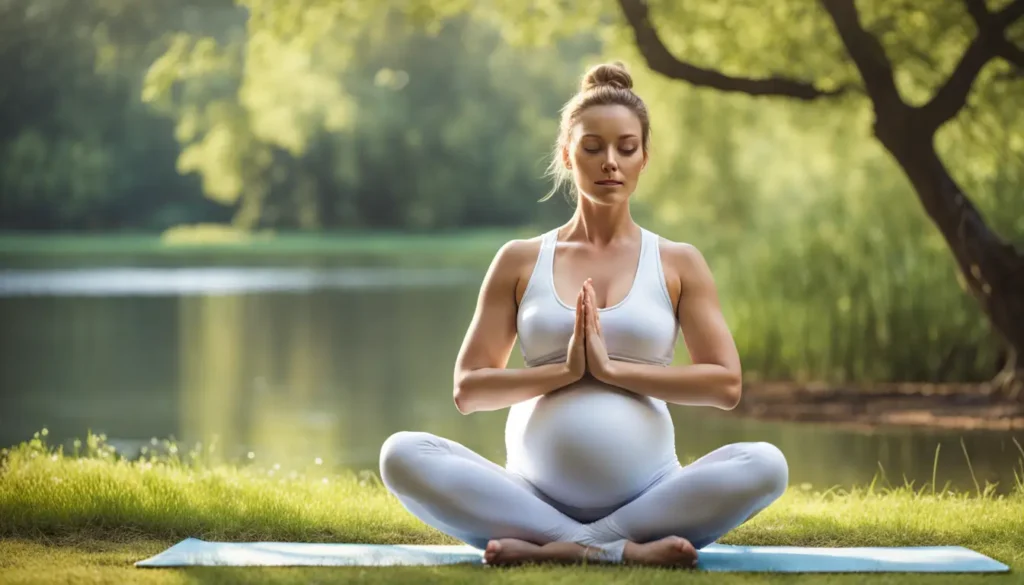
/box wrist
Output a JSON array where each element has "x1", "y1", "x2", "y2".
[
  {"x1": 593, "y1": 359, "x2": 617, "y2": 384},
  {"x1": 560, "y1": 363, "x2": 582, "y2": 385}
]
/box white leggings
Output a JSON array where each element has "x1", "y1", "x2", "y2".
[{"x1": 379, "y1": 431, "x2": 788, "y2": 562}]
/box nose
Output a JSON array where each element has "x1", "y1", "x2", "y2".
[{"x1": 601, "y1": 151, "x2": 618, "y2": 173}]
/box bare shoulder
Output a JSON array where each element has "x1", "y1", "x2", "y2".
[
  {"x1": 495, "y1": 236, "x2": 543, "y2": 264},
  {"x1": 483, "y1": 236, "x2": 545, "y2": 304},
  {"x1": 490, "y1": 236, "x2": 543, "y2": 277},
  {"x1": 656, "y1": 237, "x2": 703, "y2": 265},
  {"x1": 654, "y1": 236, "x2": 714, "y2": 306}
]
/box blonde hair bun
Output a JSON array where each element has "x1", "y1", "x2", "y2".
[{"x1": 580, "y1": 61, "x2": 633, "y2": 92}]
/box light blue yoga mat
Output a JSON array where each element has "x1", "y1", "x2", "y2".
[{"x1": 136, "y1": 538, "x2": 1010, "y2": 572}]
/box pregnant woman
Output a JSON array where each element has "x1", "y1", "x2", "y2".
[{"x1": 379, "y1": 61, "x2": 788, "y2": 567}]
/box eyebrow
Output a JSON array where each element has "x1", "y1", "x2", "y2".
[{"x1": 581, "y1": 133, "x2": 639, "y2": 139}]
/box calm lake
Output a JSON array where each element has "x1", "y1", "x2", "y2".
[{"x1": 1, "y1": 255, "x2": 1022, "y2": 494}]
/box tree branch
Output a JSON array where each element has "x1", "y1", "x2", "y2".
[
  {"x1": 616, "y1": 0, "x2": 846, "y2": 100},
  {"x1": 963, "y1": 0, "x2": 989, "y2": 24},
  {"x1": 988, "y1": 1, "x2": 1024, "y2": 77},
  {"x1": 818, "y1": 0, "x2": 901, "y2": 107},
  {"x1": 920, "y1": 0, "x2": 1024, "y2": 132},
  {"x1": 1001, "y1": 41, "x2": 1024, "y2": 69}
]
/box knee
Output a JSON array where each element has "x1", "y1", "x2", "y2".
[
  {"x1": 745, "y1": 442, "x2": 789, "y2": 501},
  {"x1": 379, "y1": 431, "x2": 433, "y2": 491}
]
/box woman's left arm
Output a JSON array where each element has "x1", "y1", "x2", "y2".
[{"x1": 586, "y1": 242, "x2": 742, "y2": 409}]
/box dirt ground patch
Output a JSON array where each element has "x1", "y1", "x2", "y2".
[{"x1": 734, "y1": 381, "x2": 1024, "y2": 431}]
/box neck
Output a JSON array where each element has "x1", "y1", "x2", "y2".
[{"x1": 562, "y1": 198, "x2": 638, "y2": 246}]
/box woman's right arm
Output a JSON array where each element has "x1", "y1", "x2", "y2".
[{"x1": 452, "y1": 240, "x2": 580, "y2": 414}]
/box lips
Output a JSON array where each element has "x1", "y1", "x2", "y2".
[{"x1": 596, "y1": 180, "x2": 622, "y2": 185}]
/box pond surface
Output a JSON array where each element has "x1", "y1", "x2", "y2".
[{"x1": 1, "y1": 263, "x2": 1021, "y2": 494}]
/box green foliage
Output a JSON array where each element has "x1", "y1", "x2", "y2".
[
  {"x1": 0, "y1": 0, "x2": 231, "y2": 229},
  {"x1": 138, "y1": 3, "x2": 591, "y2": 230}
]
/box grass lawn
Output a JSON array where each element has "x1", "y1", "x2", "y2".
[{"x1": 1, "y1": 432, "x2": 1022, "y2": 584}]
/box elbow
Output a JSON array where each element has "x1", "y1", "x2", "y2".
[
  {"x1": 453, "y1": 388, "x2": 472, "y2": 415},
  {"x1": 720, "y1": 375, "x2": 743, "y2": 411},
  {"x1": 452, "y1": 371, "x2": 475, "y2": 415}
]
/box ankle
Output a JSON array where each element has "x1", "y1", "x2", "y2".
[
  {"x1": 573, "y1": 539, "x2": 629, "y2": 563},
  {"x1": 536, "y1": 541, "x2": 588, "y2": 564},
  {"x1": 622, "y1": 541, "x2": 642, "y2": 563}
]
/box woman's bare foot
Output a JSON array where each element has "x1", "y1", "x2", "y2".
[
  {"x1": 623, "y1": 536, "x2": 699, "y2": 568},
  {"x1": 483, "y1": 538, "x2": 542, "y2": 566},
  {"x1": 484, "y1": 539, "x2": 599, "y2": 566}
]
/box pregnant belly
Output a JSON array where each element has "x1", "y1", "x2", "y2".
[{"x1": 505, "y1": 379, "x2": 677, "y2": 509}]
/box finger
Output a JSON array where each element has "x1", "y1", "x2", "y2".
[
  {"x1": 586, "y1": 293, "x2": 596, "y2": 333},
  {"x1": 582, "y1": 301, "x2": 588, "y2": 340},
  {"x1": 589, "y1": 287, "x2": 601, "y2": 335},
  {"x1": 575, "y1": 290, "x2": 584, "y2": 337},
  {"x1": 587, "y1": 282, "x2": 601, "y2": 334}
]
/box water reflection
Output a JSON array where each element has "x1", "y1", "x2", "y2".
[
  {"x1": 0, "y1": 267, "x2": 476, "y2": 296},
  {"x1": 0, "y1": 268, "x2": 1021, "y2": 494}
]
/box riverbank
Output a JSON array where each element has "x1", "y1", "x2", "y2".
[
  {"x1": 1, "y1": 436, "x2": 1021, "y2": 584},
  {"x1": 736, "y1": 381, "x2": 1024, "y2": 432}
]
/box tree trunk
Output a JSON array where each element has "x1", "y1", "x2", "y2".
[{"x1": 872, "y1": 104, "x2": 1024, "y2": 398}]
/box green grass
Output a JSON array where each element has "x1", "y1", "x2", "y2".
[{"x1": 1, "y1": 431, "x2": 1023, "y2": 583}]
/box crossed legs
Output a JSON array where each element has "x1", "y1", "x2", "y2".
[{"x1": 379, "y1": 431, "x2": 788, "y2": 565}]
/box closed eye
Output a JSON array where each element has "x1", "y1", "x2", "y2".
[{"x1": 584, "y1": 148, "x2": 638, "y2": 155}]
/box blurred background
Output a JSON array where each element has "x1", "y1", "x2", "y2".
[{"x1": 1, "y1": 0, "x2": 1022, "y2": 493}]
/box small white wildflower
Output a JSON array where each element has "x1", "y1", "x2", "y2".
[
  {"x1": 247, "y1": 451, "x2": 255, "y2": 460},
  {"x1": 314, "y1": 457, "x2": 323, "y2": 465}
]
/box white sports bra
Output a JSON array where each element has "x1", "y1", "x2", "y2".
[{"x1": 515, "y1": 226, "x2": 679, "y2": 368}]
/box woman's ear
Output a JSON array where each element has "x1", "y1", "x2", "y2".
[{"x1": 562, "y1": 145, "x2": 571, "y2": 170}]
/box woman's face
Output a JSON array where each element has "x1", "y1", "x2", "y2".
[{"x1": 563, "y1": 104, "x2": 647, "y2": 205}]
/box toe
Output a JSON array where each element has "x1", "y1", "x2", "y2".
[{"x1": 484, "y1": 540, "x2": 499, "y2": 562}]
